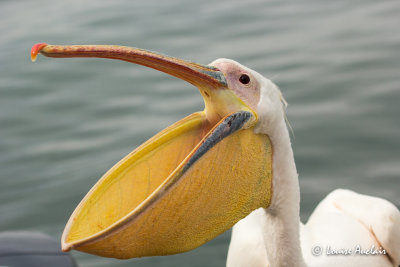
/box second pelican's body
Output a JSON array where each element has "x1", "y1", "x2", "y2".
[{"x1": 32, "y1": 44, "x2": 400, "y2": 267}]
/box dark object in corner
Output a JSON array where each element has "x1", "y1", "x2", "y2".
[{"x1": 0, "y1": 231, "x2": 77, "y2": 267}]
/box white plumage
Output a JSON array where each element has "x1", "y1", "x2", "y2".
[{"x1": 228, "y1": 190, "x2": 400, "y2": 267}]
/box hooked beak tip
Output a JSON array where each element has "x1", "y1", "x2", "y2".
[{"x1": 31, "y1": 43, "x2": 48, "y2": 62}]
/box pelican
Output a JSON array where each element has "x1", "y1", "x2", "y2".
[{"x1": 31, "y1": 43, "x2": 400, "y2": 267}]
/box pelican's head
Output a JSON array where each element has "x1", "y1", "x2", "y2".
[
  {"x1": 31, "y1": 44, "x2": 277, "y2": 259},
  {"x1": 210, "y1": 58, "x2": 287, "y2": 135}
]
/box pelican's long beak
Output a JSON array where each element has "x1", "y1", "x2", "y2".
[{"x1": 31, "y1": 43, "x2": 273, "y2": 259}]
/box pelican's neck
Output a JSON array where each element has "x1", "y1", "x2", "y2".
[{"x1": 256, "y1": 117, "x2": 306, "y2": 267}]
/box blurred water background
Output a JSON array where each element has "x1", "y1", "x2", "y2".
[{"x1": 1, "y1": 0, "x2": 399, "y2": 266}]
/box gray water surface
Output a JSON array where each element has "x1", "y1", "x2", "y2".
[{"x1": 1, "y1": 0, "x2": 399, "y2": 266}]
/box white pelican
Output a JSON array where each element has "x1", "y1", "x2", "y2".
[{"x1": 31, "y1": 43, "x2": 400, "y2": 267}]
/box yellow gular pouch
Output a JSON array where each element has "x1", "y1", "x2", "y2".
[
  {"x1": 31, "y1": 43, "x2": 273, "y2": 259},
  {"x1": 62, "y1": 111, "x2": 272, "y2": 258}
]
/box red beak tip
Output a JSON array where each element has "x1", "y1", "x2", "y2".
[{"x1": 31, "y1": 43, "x2": 48, "y2": 62}]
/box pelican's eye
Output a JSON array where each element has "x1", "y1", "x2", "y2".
[{"x1": 239, "y1": 74, "x2": 250, "y2": 85}]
